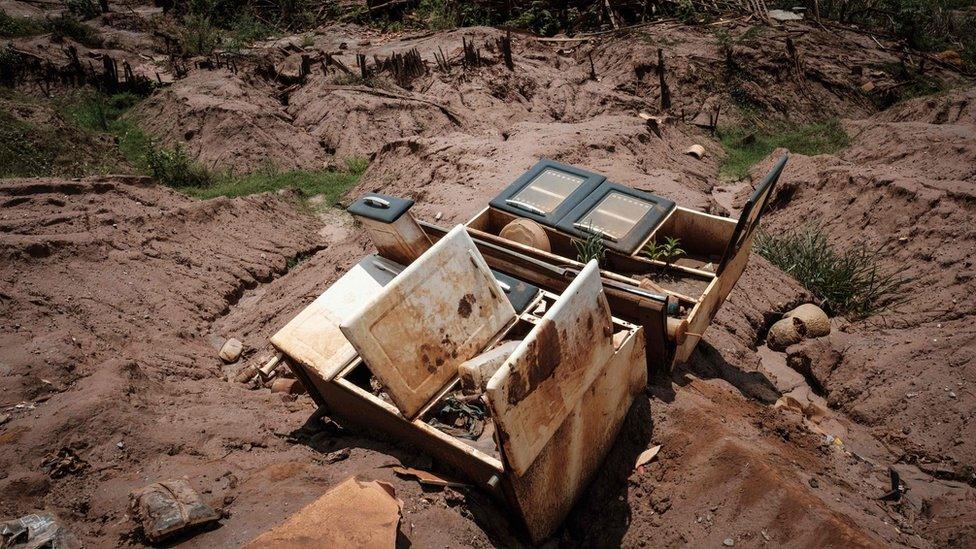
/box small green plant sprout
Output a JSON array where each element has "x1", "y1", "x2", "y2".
[
  {"x1": 574, "y1": 225, "x2": 605, "y2": 266},
  {"x1": 642, "y1": 236, "x2": 685, "y2": 267}
]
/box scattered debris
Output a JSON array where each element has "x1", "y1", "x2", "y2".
[
  {"x1": 0, "y1": 513, "x2": 78, "y2": 549},
  {"x1": 878, "y1": 468, "x2": 906, "y2": 502},
  {"x1": 324, "y1": 447, "x2": 351, "y2": 464},
  {"x1": 425, "y1": 393, "x2": 487, "y2": 440},
  {"x1": 683, "y1": 144, "x2": 706, "y2": 159},
  {"x1": 769, "y1": 9, "x2": 803, "y2": 21},
  {"x1": 393, "y1": 466, "x2": 471, "y2": 488},
  {"x1": 218, "y1": 338, "x2": 243, "y2": 363},
  {"x1": 499, "y1": 219, "x2": 551, "y2": 253},
  {"x1": 244, "y1": 477, "x2": 401, "y2": 548},
  {"x1": 40, "y1": 447, "x2": 87, "y2": 479},
  {"x1": 270, "y1": 378, "x2": 306, "y2": 395},
  {"x1": 635, "y1": 445, "x2": 663, "y2": 469},
  {"x1": 258, "y1": 352, "x2": 284, "y2": 381},
  {"x1": 129, "y1": 479, "x2": 221, "y2": 543}
]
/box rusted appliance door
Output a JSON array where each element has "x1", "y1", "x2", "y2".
[
  {"x1": 341, "y1": 225, "x2": 516, "y2": 419},
  {"x1": 486, "y1": 260, "x2": 647, "y2": 542},
  {"x1": 270, "y1": 256, "x2": 399, "y2": 383}
]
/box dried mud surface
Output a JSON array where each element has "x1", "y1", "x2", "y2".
[{"x1": 2, "y1": 8, "x2": 976, "y2": 549}]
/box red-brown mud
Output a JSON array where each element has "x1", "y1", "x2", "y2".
[{"x1": 2, "y1": 7, "x2": 975, "y2": 548}]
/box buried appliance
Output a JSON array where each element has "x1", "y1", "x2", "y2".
[{"x1": 268, "y1": 156, "x2": 787, "y2": 541}]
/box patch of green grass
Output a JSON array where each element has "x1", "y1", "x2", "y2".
[
  {"x1": 755, "y1": 226, "x2": 907, "y2": 318},
  {"x1": 0, "y1": 11, "x2": 101, "y2": 46},
  {"x1": 47, "y1": 14, "x2": 102, "y2": 47},
  {"x1": 226, "y1": 15, "x2": 273, "y2": 50},
  {"x1": 55, "y1": 89, "x2": 150, "y2": 169},
  {"x1": 178, "y1": 163, "x2": 365, "y2": 207},
  {"x1": 0, "y1": 110, "x2": 58, "y2": 177},
  {"x1": 0, "y1": 10, "x2": 48, "y2": 37},
  {"x1": 0, "y1": 89, "x2": 136, "y2": 177},
  {"x1": 718, "y1": 119, "x2": 850, "y2": 180}
]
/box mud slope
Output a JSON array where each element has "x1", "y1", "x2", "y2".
[
  {"x1": 760, "y1": 85, "x2": 976, "y2": 481},
  {"x1": 122, "y1": 17, "x2": 964, "y2": 173},
  {"x1": 3, "y1": 9, "x2": 976, "y2": 547},
  {"x1": 0, "y1": 176, "x2": 334, "y2": 544}
]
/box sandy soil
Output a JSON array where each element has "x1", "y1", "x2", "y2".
[{"x1": 2, "y1": 6, "x2": 975, "y2": 548}]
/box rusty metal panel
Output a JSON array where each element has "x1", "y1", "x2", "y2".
[
  {"x1": 486, "y1": 260, "x2": 615, "y2": 476},
  {"x1": 340, "y1": 226, "x2": 516, "y2": 419},
  {"x1": 507, "y1": 328, "x2": 647, "y2": 542},
  {"x1": 270, "y1": 257, "x2": 398, "y2": 382}
]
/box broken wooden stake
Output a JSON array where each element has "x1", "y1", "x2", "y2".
[
  {"x1": 498, "y1": 31, "x2": 514, "y2": 71},
  {"x1": 657, "y1": 48, "x2": 671, "y2": 110}
]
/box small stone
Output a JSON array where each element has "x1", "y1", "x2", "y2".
[
  {"x1": 324, "y1": 447, "x2": 350, "y2": 464},
  {"x1": 723, "y1": 538, "x2": 735, "y2": 546},
  {"x1": 949, "y1": 392, "x2": 957, "y2": 399},
  {"x1": 219, "y1": 338, "x2": 243, "y2": 363},
  {"x1": 117, "y1": 441, "x2": 125, "y2": 449},
  {"x1": 0, "y1": 413, "x2": 10, "y2": 426},
  {"x1": 808, "y1": 477, "x2": 819, "y2": 489}
]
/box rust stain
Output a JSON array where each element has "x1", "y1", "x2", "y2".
[
  {"x1": 507, "y1": 319, "x2": 562, "y2": 405},
  {"x1": 457, "y1": 293, "x2": 476, "y2": 318}
]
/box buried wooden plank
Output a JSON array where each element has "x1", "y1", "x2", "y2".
[
  {"x1": 341, "y1": 226, "x2": 516, "y2": 419},
  {"x1": 270, "y1": 256, "x2": 398, "y2": 383},
  {"x1": 486, "y1": 260, "x2": 616, "y2": 476},
  {"x1": 244, "y1": 477, "x2": 401, "y2": 548}
]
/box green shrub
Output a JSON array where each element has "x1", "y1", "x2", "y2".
[
  {"x1": 225, "y1": 15, "x2": 272, "y2": 51},
  {"x1": 145, "y1": 142, "x2": 214, "y2": 189},
  {"x1": 718, "y1": 118, "x2": 850, "y2": 179},
  {"x1": 504, "y1": 1, "x2": 560, "y2": 36},
  {"x1": 0, "y1": 110, "x2": 57, "y2": 177},
  {"x1": 783, "y1": 0, "x2": 976, "y2": 67},
  {"x1": 179, "y1": 14, "x2": 222, "y2": 55},
  {"x1": 47, "y1": 14, "x2": 102, "y2": 47},
  {"x1": 0, "y1": 10, "x2": 47, "y2": 37},
  {"x1": 65, "y1": 0, "x2": 101, "y2": 20},
  {"x1": 343, "y1": 155, "x2": 369, "y2": 175},
  {"x1": 755, "y1": 226, "x2": 906, "y2": 318}
]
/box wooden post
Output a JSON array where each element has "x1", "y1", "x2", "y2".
[
  {"x1": 657, "y1": 48, "x2": 671, "y2": 110},
  {"x1": 498, "y1": 30, "x2": 514, "y2": 71}
]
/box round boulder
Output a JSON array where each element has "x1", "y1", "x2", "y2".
[
  {"x1": 768, "y1": 317, "x2": 803, "y2": 351},
  {"x1": 787, "y1": 303, "x2": 830, "y2": 338}
]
